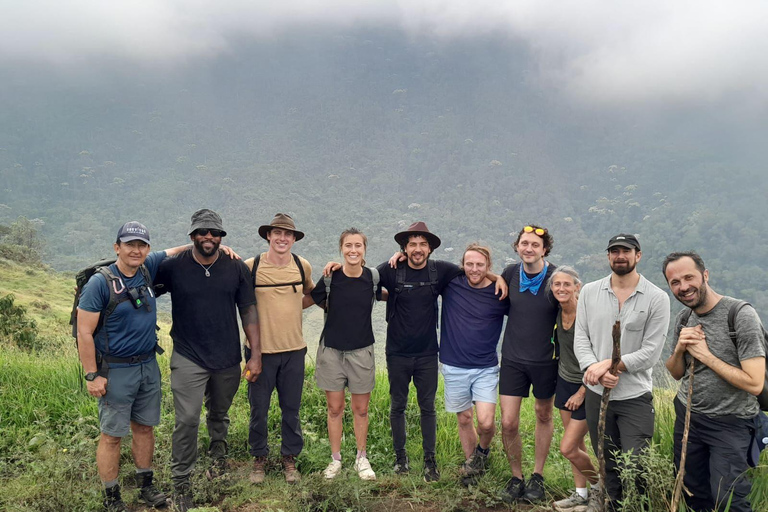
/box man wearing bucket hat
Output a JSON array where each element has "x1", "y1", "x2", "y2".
[
  {"x1": 663, "y1": 251, "x2": 765, "y2": 512},
  {"x1": 154, "y1": 209, "x2": 260, "y2": 511},
  {"x1": 245, "y1": 213, "x2": 314, "y2": 484},
  {"x1": 77, "y1": 222, "x2": 192, "y2": 511}
]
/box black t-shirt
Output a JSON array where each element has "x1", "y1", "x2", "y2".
[
  {"x1": 377, "y1": 259, "x2": 462, "y2": 357},
  {"x1": 310, "y1": 267, "x2": 383, "y2": 351},
  {"x1": 501, "y1": 262, "x2": 559, "y2": 365},
  {"x1": 155, "y1": 250, "x2": 256, "y2": 371}
]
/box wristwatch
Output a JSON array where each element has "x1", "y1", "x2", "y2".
[{"x1": 85, "y1": 372, "x2": 99, "y2": 382}]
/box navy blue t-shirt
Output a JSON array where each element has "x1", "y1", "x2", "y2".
[
  {"x1": 78, "y1": 251, "x2": 166, "y2": 366},
  {"x1": 501, "y1": 262, "x2": 559, "y2": 365},
  {"x1": 154, "y1": 250, "x2": 256, "y2": 371},
  {"x1": 377, "y1": 259, "x2": 462, "y2": 357},
  {"x1": 439, "y1": 276, "x2": 508, "y2": 368}
]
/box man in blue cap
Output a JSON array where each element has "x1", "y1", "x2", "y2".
[{"x1": 77, "y1": 222, "x2": 190, "y2": 512}]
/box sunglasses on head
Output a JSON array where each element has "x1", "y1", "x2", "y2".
[
  {"x1": 523, "y1": 226, "x2": 547, "y2": 237},
  {"x1": 193, "y1": 229, "x2": 224, "y2": 237}
]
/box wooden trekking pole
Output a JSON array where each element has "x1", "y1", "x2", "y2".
[
  {"x1": 670, "y1": 357, "x2": 695, "y2": 512},
  {"x1": 597, "y1": 320, "x2": 622, "y2": 510}
]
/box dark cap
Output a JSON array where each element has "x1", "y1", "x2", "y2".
[
  {"x1": 116, "y1": 221, "x2": 150, "y2": 244},
  {"x1": 258, "y1": 213, "x2": 305, "y2": 241},
  {"x1": 394, "y1": 221, "x2": 441, "y2": 250},
  {"x1": 188, "y1": 208, "x2": 227, "y2": 237},
  {"x1": 607, "y1": 233, "x2": 641, "y2": 251}
]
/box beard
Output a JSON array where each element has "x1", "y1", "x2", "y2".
[
  {"x1": 194, "y1": 238, "x2": 220, "y2": 257},
  {"x1": 676, "y1": 284, "x2": 708, "y2": 310},
  {"x1": 610, "y1": 259, "x2": 636, "y2": 276}
]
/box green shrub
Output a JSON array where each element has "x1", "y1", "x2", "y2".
[{"x1": 0, "y1": 293, "x2": 40, "y2": 351}]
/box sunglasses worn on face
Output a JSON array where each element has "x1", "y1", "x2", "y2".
[
  {"x1": 523, "y1": 226, "x2": 547, "y2": 237},
  {"x1": 193, "y1": 229, "x2": 224, "y2": 237}
]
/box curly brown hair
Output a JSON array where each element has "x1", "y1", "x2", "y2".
[{"x1": 513, "y1": 224, "x2": 553, "y2": 256}]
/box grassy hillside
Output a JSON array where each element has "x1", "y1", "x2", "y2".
[{"x1": 1, "y1": 260, "x2": 766, "y2": 511}]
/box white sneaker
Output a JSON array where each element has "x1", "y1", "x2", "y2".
[
  {"x1": 553, "y1": 491, "x2": 589, "y2": 512},
  {"x1": 323, "y1": 459, "x2": 342, "y2": 479},
  {"x1": 354, "y1": 456, "x2": 376, "y2": 481}
]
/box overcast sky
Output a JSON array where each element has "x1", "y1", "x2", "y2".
[{"x1": 1, "y1": 0, "x2": 767, "y2": 108}]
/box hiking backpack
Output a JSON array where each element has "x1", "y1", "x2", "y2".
[
  {"x1": 70, "y1": 259, "x2": 161, "y2": 374},
  {"x1": 677, "y1": 300, "x2": 768, "y2": 411},
  {"x1": 250, "y1": 253, "x2": 306, "y2": 292},
  {"x1": 386, "y1": 259, "x2": 439, "y2": 322}
]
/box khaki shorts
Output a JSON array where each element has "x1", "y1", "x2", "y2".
[{"x1": 315, "y1": 343, "x2": 375, "y2": 394}]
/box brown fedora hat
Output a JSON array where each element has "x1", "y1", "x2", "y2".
[
  {"x1": 394, "y1": 221, "x2": 441, "y2": 249},
  {"x1": 258, "y1": 213, "x2": 305, "y2": 241}
]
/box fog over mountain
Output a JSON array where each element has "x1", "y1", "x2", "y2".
[{"x1": 1, "y1": 1, "x2": 767, "y2": 311}]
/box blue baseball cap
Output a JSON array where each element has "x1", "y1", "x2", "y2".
[{"x1": 116, "y1": 221, "x2": 150, "y2": 244}]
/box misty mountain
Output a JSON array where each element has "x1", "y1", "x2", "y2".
[{"x1": 1, "y1": 29, "x2": 767, "y2": 312}]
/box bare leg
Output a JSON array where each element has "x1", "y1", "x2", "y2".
[
  {"x1": 457, "y1": 408, "x2": 477, "y2": 459},
  {"x1": 350, "y1": 393, "x2": 371, "y2": 453},
  {"x1": 326, "y1": 391, "x2": 346, "y2": 455},
  {"x1": 560, "y1": 410, "x2": 597, "y2": 487},
  {"x1": 474, "y1": 401, "x2": 497, "y2": 450},
  {"x1": 131, "y1": 421, "x2": 155, "y2": 469},
  {"x1": 533, "y1": 397, "x2": 555, "y2": 475},
  {"x1": 97, "y1": 433, "x2": 122, "y2": 482},
  {"x1": 500, "y1": 395, "x2": 524, "y2": 479}
]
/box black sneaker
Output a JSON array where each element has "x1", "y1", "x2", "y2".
[
  {"x1": 172, "y1": 484, "x2": 194, "y2": 512},
  {"x1": 500, "y1": 476, "x2": 525, "y2": 504},
  {"x1": 103, "y1": 484, "x2": 127, "y2": 512},
  {"x1": 423, "y1": 455, "x2": 440, "y2": 483},
  {"x1": 393, "y1": 452, "x2": 410, "y2": 475},
  {"x1": 522, "y1": 472, "x2": 546, "y2": 503},
  {"x1": 136, "y1": 470, "x2": 168, "y2": 508}
]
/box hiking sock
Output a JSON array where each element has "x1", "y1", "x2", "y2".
[
  {"x1": 356, "y1": 450, "x2": 367, "y2": 460},
  {"x1": 476, "y1": 444, "x2": 490, "y2": 456},
  {"x1": 576, "y1": 487, "x2": 588, "y2": 499},
  {"x1": 332, "y1": 452, "x2": 342, "y2": 462},
  {"x1": 103, "y1": 479, "x2": 119, "y2": 491}
]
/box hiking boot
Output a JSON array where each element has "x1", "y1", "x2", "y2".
[
  {"x1": 103, "y1": 484, "x2": 127, "y2": 512},
  {"x1": 171, "y1": 484, "x2": 193, "y2": 512},
  {"x1": 393, "y1": 452, "x2": 410, "y2": 475},
  {"x1": 282, "y1": 455, "x2": 301, "y2": 484},
  {"x1": 500, "y1": 476, "x2": 525, "y2": 504},
  {"x1": 585, "y1": 489, "x2": 604, "y2": 512},
  {"x1": 205, "y1": 457, "x2": 229, "y2": 481},
  {"x1": 136, "y1": 470, "x2": 168, "y2": 508},
  {"x1": 249, "y1": 456, "x2": 267, "y2": 485},
  {"x1": 354, "y1": 456, "x2": 376, "y2": 481},
  {"x1": 522, "y1": 472, "x2": 546, "y2": 503},
  {"x1": 323, "y1": 459, "x2": 343, "y2": 479},
  {"x1": 459, "y1": 447, "x2": 488, "y2": 478},
  {"x1": 423, "y1": 455, "x2": 440, "y2": 482},
  {"x1": 553, "y1": 491, "x2": 589, "y2": 512}
]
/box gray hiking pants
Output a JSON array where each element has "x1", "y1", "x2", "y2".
[{"x1": 170, "y1": 351, "x2": 241, "y2": 485}]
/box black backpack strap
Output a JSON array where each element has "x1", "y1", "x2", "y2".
[
  {"x1": 428, "y1": 259, "x2": 439, "y2": 297},
  {"x1": 293, "y1": 253, "x2": 306, "y2": 289},
  {"x1": 676, "y1": 308, "x2": 693, "y2": 339},
  {"x1": 251, "y1": 253, "x2": 262, "y2": 286},
  {"x1": 727, "y1": 300, "x2": 751, "y2": 345},
  {"x1": 368, "y1": 266, "x2": 380, "y2": 306}
]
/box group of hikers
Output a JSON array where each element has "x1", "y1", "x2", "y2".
[{"x1": 74, "y1": 209, "x2": 767, "y2": 512}]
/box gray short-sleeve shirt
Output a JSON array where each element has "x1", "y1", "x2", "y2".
[{"x1": 671, "y1": 296, "x2": 765, "y2": 419}]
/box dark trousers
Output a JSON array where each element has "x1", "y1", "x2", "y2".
[
  {"x1": 386, "y1": 354, "x2": 438, "y2": 458},
  {"x1": 673, "y1": 398, "x2": 753, "y2": 512},
  {"x1": 247, "y1": 347, "x2": 306, "y2": 457},
  {"x1": 170, "y1": 351, "x2": 241, "y2": 485},
  {"x1": 585, "y1": 389, "x2": 655, "y2": 503}
]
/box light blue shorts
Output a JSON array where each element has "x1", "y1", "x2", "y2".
[{"x1": 441, "y1": 363, "x2": 499, "y2": 413}]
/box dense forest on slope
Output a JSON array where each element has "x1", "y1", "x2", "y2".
[{"x1": 1, "y1": 29, "x2": 767, "y2": 313}]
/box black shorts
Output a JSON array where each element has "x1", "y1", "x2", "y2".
[
  {"x1": 554, "y1": 376, "x2": 586, "y2": 421},
  {"x1": 499, "y1": 358, "x2": 557, "y2": 399}
]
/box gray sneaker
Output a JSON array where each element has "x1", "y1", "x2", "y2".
[
  {"x1": 585, "y1": 490, "x2": 604, "y2": 512},
  {"x1": 553, "y1": 491, "x2": 589, "y2": 512}
]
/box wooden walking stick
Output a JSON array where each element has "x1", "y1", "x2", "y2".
[
  {"x1": 597, "y1": 321, "x2": 622, "y2": 510},
  {"x1": 670, "y1": 357, "x2": 695, "y2": 512}
]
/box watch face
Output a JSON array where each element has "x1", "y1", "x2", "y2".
[{"x1": 85, "y1": 372, "x2": 98, "y2": 381}]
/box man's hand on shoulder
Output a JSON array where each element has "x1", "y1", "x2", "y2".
[
  {"x1": 220, "y1": 245, "x2": 241, "y2": 260},
  {"x1": 389, "y1": 251, "x2": 406, "y2": 268},
  {"x1": 323, "y1": 261, "x2": 341, "y2": 277}
]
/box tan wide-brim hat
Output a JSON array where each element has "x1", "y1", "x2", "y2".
[
  {"x1": 394, "y1": 221, "x2": 441, "y2": 249},
  {"x1": 258, "y1": 213, "x2": 305, "y2": 241}
]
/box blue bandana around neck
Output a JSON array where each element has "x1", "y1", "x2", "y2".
[{"x1": 519, "y1": 262, "x2": 548, "y2": 295}]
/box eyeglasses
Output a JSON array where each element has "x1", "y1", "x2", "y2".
[
  {"x1": 523, "y1": 226, "x2": 547, "y2": 237},
  {"x1": 193, "y1": 229, "x2": 224, "y2": 237}
]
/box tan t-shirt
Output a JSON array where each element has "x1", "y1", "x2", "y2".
[{"x1": 245, "y1": 252, "x2": 314, "y2": 354}]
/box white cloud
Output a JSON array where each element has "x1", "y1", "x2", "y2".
[{"x1": 2, "y1": 0, "x2": 767, "y2": 105}]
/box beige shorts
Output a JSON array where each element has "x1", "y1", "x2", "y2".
[{"x1": 315, "y1": 343, "x2": 375, "y2": 394}]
